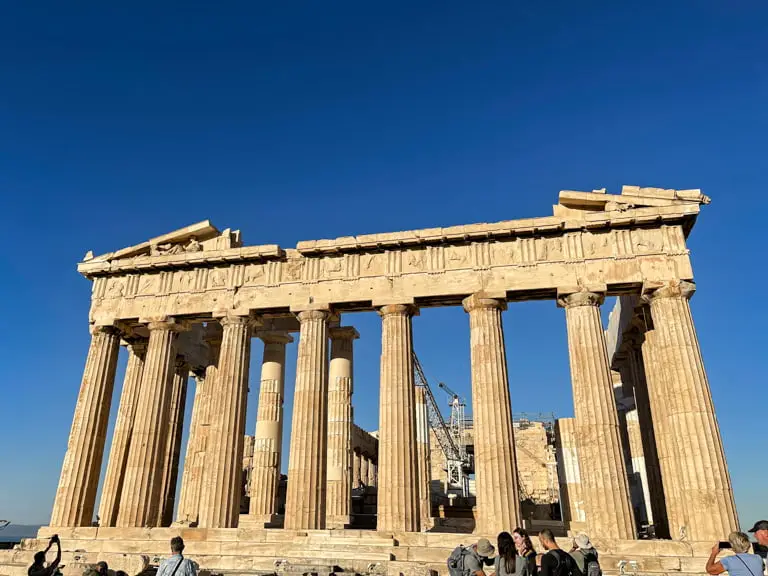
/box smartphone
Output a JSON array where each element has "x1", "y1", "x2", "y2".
[{"x1": 719, "y1": 542, "x2": 731, "y2": 550}]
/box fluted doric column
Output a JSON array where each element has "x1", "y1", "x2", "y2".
[
  {"x1": 619, "y1": 333, "x2": 668, "y2": 537},
  {"x1": 117, "y1": 320, "x2": 182, "y2": 527},
  {"x1": 558, "y1": 290, "x2": 635, "y2": 539},
  {"x1": 284, "y1": 310, "x2": 330, "y2": 530},
  {"x1": 176, "y1": 333, "x2": 219, "y2": 526},
  {"x1": 640, "y1": 325, "x2": 682, "y2": 537},
  {"x1": 377, "y1": 304, "x2": 420, "y2": 533},
  {"x1": 643, "y1": 280, "x2": 738, "y2": 541},
  {"x1": 98, "y1": 339, "x2": 147, "y2": 527},
  {"x1": 52, "y1": 325, "x2": 121, "y2": 527},
  {"x1": 159, "y1": 358, "x2": 189, "y2": 526},
  {"x1": 369, "y1": 460, "x2": 378, "y2": 487},
  {"x1": 463, "y1": 294, "x2": 521, "y2": 535},
  {"x1": 415, "y1": 385, "x2": 433, "y2": 531},
  {"x1": 248, "y1": 332, "x2": 292, "y2": 523},
  {"x1": 326, "y1": 326, "x2": 358, "y2": 528},
  {"x1": 199, "y1": 315, "x2": 252, "y2": 528},
  {"x1": 554, "y1": 418, "x2": 586, "y2": 524},
  {"x1": 353, "y1": 450, "x2": 361, "y2": 486}
]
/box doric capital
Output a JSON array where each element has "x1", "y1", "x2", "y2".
[
  {"x1": 642, "y1": 279, "x2": 696, "y2": 303},
  {"x1": 89, "y1": 323, "x2": 119, "y2": 336},
  {"x1": 329, "y1": 326, "x2": 360, "y2": 341},
  {"x1": 377, "y1": 304, "x2": 419, "y2": 318},
  {"x1": 556, "y1": 290, "x2": 605, "y2": 309},
  {"x1": 218, "y1": 314, "x2": 252, "y2": 328},
  {"x1": 123, "y1": 338, "x2": 148, "y2": 355},
  {"x1": 462, "y1": 294, "x2": 507, "y2": 313},
  {"x1": 258, "y1": 331, "x2": 294, "y2": 345},
  {"x1": 297, "y1": 309, "x2": 331, "y2": 322},
  {"x1": 145, "y1": 318, "x2": 187, "y2": 332}
]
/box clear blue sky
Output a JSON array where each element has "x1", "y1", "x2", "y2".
[{"x1": 1, "y1": 2, "x2": 766, "y2": 530}]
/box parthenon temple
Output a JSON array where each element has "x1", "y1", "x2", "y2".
[{"x1": 0, "y1": 185, "x2": 738, "y2": 576}]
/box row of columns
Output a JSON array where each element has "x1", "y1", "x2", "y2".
[
  {"x1": 556, "y1": 281, "x2": 738, "y2": 541},
  {"x1": 50, "y1": 280, "x2": 736, "y2": 540}
]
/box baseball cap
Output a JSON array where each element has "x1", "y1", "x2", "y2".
[{"x1": 748, "y1": 521, "x2": 768, "y2": 533}]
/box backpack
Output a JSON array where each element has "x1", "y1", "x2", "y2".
[
  {"x1": 583, "y1": 552, "x2": 601, "y2": 576},
  {"x1": 548, "y1": 550, "x2": 578, "y2": 576},
  {"x1": 447, "y1": 546, "x2": 470, "y2": 576}
]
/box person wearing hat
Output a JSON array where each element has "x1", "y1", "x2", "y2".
[
  {"x1": 448, "y1": 538, "x2": 496, "y2": 576},
  {"x1": 748, "y1": 521, "x2": 768, "y2": 570},
  {"x1": 569, "y1": 534, "x2": 598, "y2": 576}
]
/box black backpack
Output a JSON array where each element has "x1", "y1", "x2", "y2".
[
  {"x1": 582, "y1": 551, "x2": 601, "y2": 576},
  {"x1": 548, "y1": 550, "x2": 578, "y2": 576}
]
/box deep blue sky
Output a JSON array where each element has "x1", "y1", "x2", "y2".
[{"x1": 1, "y1": 2, "x2": 766, "y2": 529}]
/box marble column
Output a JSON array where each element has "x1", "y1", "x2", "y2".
[
  {"x1": 643, "y1": 280, "x2": 738, "y2": 540},
  {"x1": 117, "y1": 320, "x2": 182, "y2": 527},
  {"x1": 159, "y1": 358, "x2": 189, "y2": 526},
  {"x1": 199, "y1": 315, "x2": 252, "y2": 528},
  {"x1": 361, "y1": 457, "x2": 369, "y2": 486},
  {"x1": 353, "y1": 450, "x2": 362, "y2": 486},
  {"x1": 284, "y1": 310, "x2": 330, "y2": 530},
  {"x1": 558, "y1": 291, "x2": 635, "y2": 539},
  {"x1": 415, "y1": 385, "x2": 433, "y2": 531},
  {"x1": 249, "y1": 332, "x2": 292, "y2": 522},
  {"x1": 630, "y1": 343, "x2": 667, "y2": 536},
  {"x1": 640, "y1": 325, "x2": 682, "y2": 538},
  {"x1": 326, "y1": 327, "x2": 357, "y2": 528},
  {"x1": 554, "y1": 418, "x2": 586, "y2": 524},
  {"x1": 368, "y1": 460, "x2": 378, "y2": 487},
  {"x1": 98, "y1": 339, "x2": 146, "y2": 527},
  {"x1": 176, "y1": 348, "x2": 219, "y2": 525},
  {"x1": 376, "y1": 304, "x2": 420, "y2": 533},
  {"x1": 51, "y1": 325, "x2": 121, "y2": 527},
  {"x1": 462, "y1": 294, "x2": 521, "y2": 535}
]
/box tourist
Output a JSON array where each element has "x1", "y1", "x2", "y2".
[
  {"x1": 569, "y1": 534, "x2": 599, "y2": 576},
  {"x1": 538, "y1": 529, "x2": 577, "y2": 576},
  {"x1": 513, "y1": 528, "x2": 537, "y2": 576},
  {"x1": 447, "y1": 538, "x2": 496, "y2": 576},
  {"x1": 96, "y1": 561, "x2": 109, "y2": 576},
  {"x1": 493, "y1": 532, "x2": 526, "y2": 576},
  {"x1": 748, "y1": 521, "x2": 768, "y2": 565},
  {"x1": 156, "y1": 537, "x2": 198, "y2": 576},
  {"x1": 28, "y1": 535, "x2": 61, "y2": 576},
  {"x1": 706, "y1": 532, "x2": 763, "y2": 576}
]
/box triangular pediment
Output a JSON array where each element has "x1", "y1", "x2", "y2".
[{"x1": 83, "y1": 220, "x2": 242, "y2": 262}]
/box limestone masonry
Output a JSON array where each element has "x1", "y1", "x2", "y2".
[{"x1": 0, "y1": 185, "x2": 738, "y2": 576}]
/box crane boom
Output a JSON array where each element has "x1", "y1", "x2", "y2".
[{"x1": 412, "y1": 352, "x2": 471, "y2": 495}]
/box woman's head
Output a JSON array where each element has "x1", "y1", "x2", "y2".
[
  {"x1": 728, "y1": 531, "x2": 752, "y2": 554},
  {"x1": 513, "y1": 527, "x2": 533, "y2": 551},
  {"x1": 498, "y1": 532, "x2": 516, "y2": 556},
  {"x1": 497, "y1": 531, "x2": 517, "y2": 573}
]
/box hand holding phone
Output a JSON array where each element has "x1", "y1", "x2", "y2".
[{"x1": 719, "y1": 541, "x2": 731, "y2": 550}]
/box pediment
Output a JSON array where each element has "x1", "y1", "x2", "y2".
[
  {"x1": 554, "y1": 185, "x2": 710, "y2": 218},
  {"x1": 83, "y1": 220, "x2": 242, "y2": 263}
]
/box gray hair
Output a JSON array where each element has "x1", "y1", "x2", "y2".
[{"x1": 728, "y1": 531, "x2": 751, "y2": 554}]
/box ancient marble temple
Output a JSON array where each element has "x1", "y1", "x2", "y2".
[{"x1": 30, "y1": 186, "x2": 738, "y2": 576}]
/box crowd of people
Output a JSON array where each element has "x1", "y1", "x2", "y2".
[
  {"x1": 27, "y1": 520, "x2": 768, "y2": 576},
  {"x1": 449, "y1": 521, "x2": 768, "y2": 576},
  {"x1": 448, "y1": 528, "x2": 599, "y2": 576}
]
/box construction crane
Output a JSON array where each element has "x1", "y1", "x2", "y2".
[{"x1": 412, "y1": 352, "x2": 471, "y2": 496}]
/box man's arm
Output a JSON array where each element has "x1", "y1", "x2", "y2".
[{"x1": 538, "y1": 554, "x2": 552, "y2": 576}]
